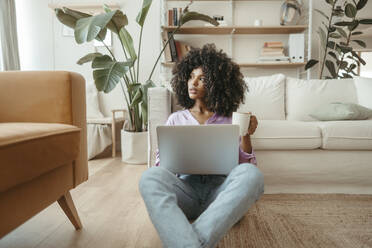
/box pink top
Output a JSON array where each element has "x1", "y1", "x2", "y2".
[{"x1": 155, "y1": 109, "x2": 257, "y2": 167}]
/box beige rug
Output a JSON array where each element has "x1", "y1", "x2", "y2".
[{"x1": 218, "y1": 194, "x2": 372, "y2": 248}]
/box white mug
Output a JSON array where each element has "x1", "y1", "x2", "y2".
[
  {"x1": 254, "y1": 19, "x2": 263, "y2": 26},
  {"x1": 232, "y1": 112, "x2": 251, "y2": 136}
]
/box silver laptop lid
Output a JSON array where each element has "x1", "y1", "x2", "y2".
[{"x1": 157, "y1": 124, "x2": 239, "y2": 175}]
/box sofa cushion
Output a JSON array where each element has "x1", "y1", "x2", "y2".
[
  {"x1": 317, "y1": 120, "x2": 372, "y2": 150},
  {"x1": 286, "y1": 78, "x2": 358, "y2": 121},
  {"x1": 251, "y1": 120, "x2": 321, "y2": 150},
  {"x1": 0, "y1": 123, "x2": 81, "y2": 192},
  {"x1": 239, "y1": 74, "x2": 285, "y2": 120},
  {"x1": 354, "y1": 77, "x2": 372, "y2": 109}
]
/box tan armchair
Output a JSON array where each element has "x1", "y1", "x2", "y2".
[{"x1": 0, "y1": 71, "x2": 88, "y2": 238}]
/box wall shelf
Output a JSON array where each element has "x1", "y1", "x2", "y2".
[
  {"x1": 162, "y1": 25, "x2": 308, "y2": 35},
  {"x1": 162, "y1": 62, "x2": 307, "y2": 68}
]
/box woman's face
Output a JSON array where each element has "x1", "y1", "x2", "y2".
[{"x1": 187, "y1": 67, "x2": 206, "y2": 100}]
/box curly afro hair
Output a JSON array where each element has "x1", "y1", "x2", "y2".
[{"x1": 170, "y1": 43, "x2": 247, "y2": 117}]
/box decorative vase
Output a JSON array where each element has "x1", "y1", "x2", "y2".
[
  {"x1": 121, "y1": 130, "x2": 148, "y2": 164},
  {"x1": 280, "y1": 0, "x2": 302, "y2": 26}
]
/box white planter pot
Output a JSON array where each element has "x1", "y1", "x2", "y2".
[{"x1": 121, "y1": 130, "x2": 148, "y2": 164}]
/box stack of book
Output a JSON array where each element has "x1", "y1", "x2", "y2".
[
  {"x1": 161, "y1": 31, "x2": 192, "y2": 62},
  {"x1": 168, "y1": 8, "x2": 182, "y2": 26},
  {"x1": 257, "y1": 42, "x2": 289, "y2": 63}
]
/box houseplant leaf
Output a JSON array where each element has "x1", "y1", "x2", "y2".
[
  {"x1": 305, "y1": 59, "x2": 319, "y2": 70},
  {"x1": 348, "y1": 20, "x2": 359, "y2": 31},
  {"x1": 329, "y1": 33, "x2": 342, "y2": 38},
  {"x1": 92, "y1": 55, "x2": 132, "y2": 93},
  {"x1": 352, "y1": 31, "x2": 363, "y2": 35},
  {"x1": 352, "y1": 40, "x2": 366, "y2": 48},
  {"x1": 325, "y1": 60, "x2": 337, "y2": 78},
  {"x1": 342, "y1": 73, "x2": 353, "y2": 78},
  {"x1": 119, "y1": 27, "x2": 137, "y2": 63},
  {"x1": 352, "y1": 51, "x2": 366, "y2": 65},
  {"x1": 336, "y1": 27, "x2": 348, "y2": 38},
  {"x1": 75, "y1": 11, "x2": 116, "y2": 44},
  {"x1": 328, "y1": 51, "x2": 338, "y2": 60},
  {"x1": 360, "y1": 19, "x2": 372, "y2": 24},
  {"x1": 345, "y1": 3, "x2": 357, "y2": 18},
  {"x1": 180, "y1": 11, "x2": 219, "y2": 26},
  {"x1": 136, "y1": 0, "x2": 152, "y2": 26},
  {"x1": 103, "y1": 6, "x2": 129, "y2": 34},
  {"x1": 357, "y1": 0, "x2": 368, "y2": 10},
  {"x1": 77, "y1": 52, "x2": 103, "y2": 65}
]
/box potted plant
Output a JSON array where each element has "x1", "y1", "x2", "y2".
[
  {"x1": 305, "y1": 0, "x2": 372, "y2": 79},
  {"x1": 55, "y1": 0, "x2": 218, "y2": 164}
]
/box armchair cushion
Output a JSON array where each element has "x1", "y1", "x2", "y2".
[{"x1": 0, "y1": 123, "x2": 80, "y2": 192}]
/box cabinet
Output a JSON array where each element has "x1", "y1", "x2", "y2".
[{"x1": 160, "y1": 0, "x2": 313, "y2": 79}]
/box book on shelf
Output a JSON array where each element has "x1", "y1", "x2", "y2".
[
  {"x1": 167, "y1": 32, "x2": 178, "y2": 62},
  {"x1": 167, "y1": 8, "x2": 183, "y2": 26},
  {"x1": 264, "y1": 41, "x2": 284, "y2": 48},
  {"x1": 256, "y1": 60, "x2": 290, "y2": 64},
  {"x1": 161, "y1": 31, "x2": 172, "y2": 62}
]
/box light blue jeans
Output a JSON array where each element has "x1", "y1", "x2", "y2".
[{"x1": 139, "y1": 163, "x2": 264, "y2": 248}]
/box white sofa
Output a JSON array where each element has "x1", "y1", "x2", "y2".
[{"x1": 147, "y1": 74, "x2": 372, "y2": 194}]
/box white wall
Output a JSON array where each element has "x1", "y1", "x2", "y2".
[
  {"x1": 16, "y1": 0, "x2": 160, "y2": 116},
  {"x1": 15, "y1": 0, "x2": 372, "y2": 114}
]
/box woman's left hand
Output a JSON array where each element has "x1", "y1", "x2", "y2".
[{"x1": 247, "y1": 114, "x2": 258, "y2": 135}]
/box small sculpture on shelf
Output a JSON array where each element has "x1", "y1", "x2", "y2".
[{"x1": 280, "y1": 0, "x2": 302, "y2": 26}]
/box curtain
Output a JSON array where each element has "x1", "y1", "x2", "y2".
[{"x1": 0, "y1": 0, "x2": 20, "y2": 70}]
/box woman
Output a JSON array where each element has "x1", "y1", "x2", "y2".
[{"x1": 139, "y1": 44, "x2": 264, "y2": 248}]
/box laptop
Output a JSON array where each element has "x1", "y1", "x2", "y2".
[{"x1": 156, "y1": 124, "x2": 239, "y2": 175}]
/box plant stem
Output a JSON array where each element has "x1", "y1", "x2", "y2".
[
  {"x1": 118, "y1": 31, "x2": 136, "y2": 83},
  {"x1": 97, "y1": 35, "x2": 116, "y2": 61},
  {"x1": 120, "y1": 79, "x2": 133, "y2": 130},
  {"x1": 319, "y1": 0, "x2": 338, "y2": 79},
  {"x1": 137, "y1": 26, "x2": 143, "y2": 83},
  {"x1": 147, "y1": 25, "x2": 182, "y2": 81},
  {"x1": 335, "y1": 17, "x2": 356, "y2": 77}
]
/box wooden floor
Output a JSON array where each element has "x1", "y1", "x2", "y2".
[
  {"x1": 0, "y1": 157, "x2": 162, "y2": 248},
  {"x1": 2, "y1": 157, "x2": 372, "y2": 248}
]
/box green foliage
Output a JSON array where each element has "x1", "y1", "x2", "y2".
[
  {"x1": 55, "y1": 1, "x2": 218, "y2": 132},
  {"x1": 305, "y1": 0, "x2": 371, "y2": 79}
]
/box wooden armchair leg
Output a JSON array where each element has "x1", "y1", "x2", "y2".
[{"x1": 57, "y1": 191, "x2": 82, "y2": 230}]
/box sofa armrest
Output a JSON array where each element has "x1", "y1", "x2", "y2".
[
  {"x1": 0, "y1": 71, "x2": 88, "y2": 187},
  {"x1": 147, "y1": 87, "x2": 172, "y2": 167}
]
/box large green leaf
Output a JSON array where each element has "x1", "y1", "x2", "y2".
[
  {"x1": 305, "y1": 59, "x2": 319, "y2": 70},
  {"x1": 56, "y1": 8, "x2": 108, "y2": 42},
  {"x1": 75, "y1": 11, "x2": 116, "y2": 44},
  {"x1": 360, "y1": 19, "x2": 372, "y2": 24},
  {"x1": 92, "y1": 55, "x2": 132, "y2": 93},
  {"x1": 119, "y1": 27, "x2": 137, "y2": 62},
  {"x1": 136, "y1": 0, "x2": 152, "y2": 27},
  {"x1": 55, "y1": 8, "x2": 79, "y2": 29},
  {"x1": 348, "y1": 20, "x2": 359, "y2": 31},
  {"x1": 180, "y1": 11, "x2": 219, "y2": 26},
  {"x1": 105, "y1": 9, "x2": 129, "y2": 34},
  {"x1": 328, "y1": 51, "x2": 338, "y2": 60},
  {"x1": 329, "y1": 33, "x2": 342, "y2": 38},
  {"x1": 345, "y1": 4, "x2": 357, "y2": 18},
  {"x1": 325, "y1": 60, "x2": 337, "y2": 78},
  {"x1": 62, "y1": 7, "x2": 90, "y2": 19},
  {"x1": 357, "y1": 0, "x2": 368, "y2": 10},
  {"x1": 352, "y1": 31, "x2": 363, "y2": 35},
  {"x1": 352, "y1": 39, "x2": 366, "y2": 48},
  {"x1": 77, "y1": 52, "x2": 103, "y2": 65}
]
